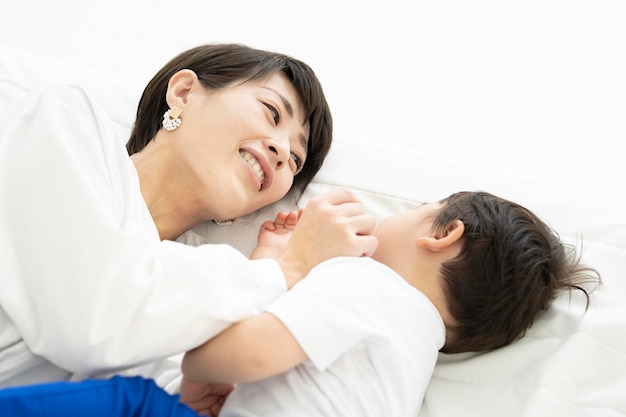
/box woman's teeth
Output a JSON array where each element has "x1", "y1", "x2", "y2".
[{"x1": 240, "y1": 151, "x2": 266, "y2": 186}]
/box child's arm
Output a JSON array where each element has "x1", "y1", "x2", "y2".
[
  {"x1": 183, "y1": 211, "x2": 307, "y2": 384},
  {"x1": 181, "y1": 311, "x2": 307, "y2": 383}
]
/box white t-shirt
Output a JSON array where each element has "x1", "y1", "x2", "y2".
[
  {"x1": 220, "y1": 257, "x2": 446, "y2": 417},
  {"x1": 0, "y1": 85, "x2": 287, "y2": 388}
]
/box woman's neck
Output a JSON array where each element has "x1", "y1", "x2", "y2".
[{"x1": 131, "y1": 141, "x2": 206, "y2": 241}]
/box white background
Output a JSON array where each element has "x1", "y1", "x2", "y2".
[
  {"x1": 2, "y1": 3, "x2": 625, "y2": 415},
  {"x1": 1, "y1": 0, "x2": 624, "y2": 198}
]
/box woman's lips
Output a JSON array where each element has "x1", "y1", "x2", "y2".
[{"x1": 240, "y1": 149, "x2": 272, "y2": 191}]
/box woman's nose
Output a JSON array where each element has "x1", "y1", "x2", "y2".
[{"x1": 267, "y1": 139, "x2": 289, "y2": 170}]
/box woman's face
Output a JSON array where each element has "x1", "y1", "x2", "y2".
[{"x1": 175, "y1": 72, "x2": 310, "y2": 220}]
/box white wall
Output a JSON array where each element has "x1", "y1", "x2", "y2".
[{"x1": 1, "y1": 0, "x2": 624, "y2": 198}]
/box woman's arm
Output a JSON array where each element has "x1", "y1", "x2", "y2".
[
  {"x1": 0, "y1": 87, "x2": 376, "y2": 380},
  {"x1": 0, "y1": 87, "x2": 288, "y2": 376},
  {"x1": 181, "y1": 312, "x2": 306, "y2": 384}
]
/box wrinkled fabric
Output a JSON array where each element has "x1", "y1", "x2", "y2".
[{"x1": 0, "y1": 85, "x2": 286, "y2": 388}]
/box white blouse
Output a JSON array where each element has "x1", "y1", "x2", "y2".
[{"x1": 0, "y1": 85, "x2": 286, "y2": 388}]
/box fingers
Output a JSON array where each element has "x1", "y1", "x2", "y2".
[
  {"x1": 352, "y1": 213, "x2": 377, "y2": 237},
  {"x1": 272, "y1": 211, "x2": 299, "y2": 229},
  {"x1": 321, "y1": 187, "x2": 363, "y2": 205},
  {"x1": 301, "y1": 201, "x2": 364, "y2": 219},
  {"x1": 287, "y1": 211, "x2": 299, "y2": 226},
  {"x1": 338, "y1": 213, "x2": 378, "y2": 257},
  {"x1": 303, "y1": 189, "x2": 364, "y2": 218},
  {"x1": 277, "y1": 189, "x2": 378, "y2": 288},
  {"x1": 303, "y1": 190, "x2": 373, "y2": 228},
  {"x1": 357, "y1": 235, "x2": 378, "y2": 257},
  {"x1": 259, "y1": 220, "x2": 277, "y2": 232},
  {"x1": 337, "y1": 202, "x2": 366, "y2": 217},
  {"x1": 302, "y1": 188, "x2": 378, "y2": 256}
]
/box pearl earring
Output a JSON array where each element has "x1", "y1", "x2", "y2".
[{"x1": 162, "y1": 106, "x2": 183, "y2": 131}]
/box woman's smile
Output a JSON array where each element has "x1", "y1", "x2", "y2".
[{"x1": 240, "y1": 147, "x2": 273, "y2": 191}]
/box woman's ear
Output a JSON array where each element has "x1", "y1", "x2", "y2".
[
  {"x1": 165, "y1": 69, "x2": 198, "y2": 107},
  {"x1": 416, "y1": 220, "x2": 464, "y2": 252}
]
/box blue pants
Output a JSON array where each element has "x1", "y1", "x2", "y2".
[{"x1": 0, "y1": 375, "x2": 199, "y2": 417}]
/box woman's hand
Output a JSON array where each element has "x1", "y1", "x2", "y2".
[
  {"x1": 275, "y1": 188, "x2": 378, "y2": 288},
  {"x1": 179, "y1": 376, "x2": 235, "y2": 417}
]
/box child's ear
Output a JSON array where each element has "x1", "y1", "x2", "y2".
[{"x1": 416, "y1": 220, "x2": 464, "y2": 252}]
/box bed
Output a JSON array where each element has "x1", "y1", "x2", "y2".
[{"x1": 1, "y1": 1, "x2": 624, "y2": 416}]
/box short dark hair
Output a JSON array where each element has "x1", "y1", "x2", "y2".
[
  {"x1": 433, "y1": 191, "x2": 600, "y2": 353},
  {"x1": 126, "y1": 43, "x2": 332, "y2": 198}
]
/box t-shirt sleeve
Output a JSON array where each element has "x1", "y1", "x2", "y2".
[{"x1": 264, "y1": 257, "x2": 400, "y2": 371}]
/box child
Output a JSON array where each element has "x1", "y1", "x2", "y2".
[{"x1": 182, "y1": 191, "x2": 600, "y2": 417}]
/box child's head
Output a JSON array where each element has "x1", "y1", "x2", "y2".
[{"x1": 433, "y1": 191, "x2": 600, "y2": 353}]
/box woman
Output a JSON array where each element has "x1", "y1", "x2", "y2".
[{"x1": 0, "y1": 44, "x2": 377, "y2": 391}]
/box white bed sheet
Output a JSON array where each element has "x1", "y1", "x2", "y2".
[{"x1": 1, "y1": 1, "x2": 624, "y2": 416}]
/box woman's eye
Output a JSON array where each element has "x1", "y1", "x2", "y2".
[
  {"x1": 290, "y1": 153, "x2": 303, "y2": 173},
  {"x1": 264, "y1": 103, "x2": 280, "y2": 124}
]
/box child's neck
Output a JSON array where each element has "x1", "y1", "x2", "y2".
[{"x1": 402, "y1": 261, "x2": 454, "y2": 328}]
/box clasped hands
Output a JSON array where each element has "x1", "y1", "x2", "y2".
[{"x1": 251, "y1": 187, "x2": 378, "y2": 288}]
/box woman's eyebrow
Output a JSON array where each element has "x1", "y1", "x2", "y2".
[
  {"x1": 262, "y1": 86, "x2": 308, "y2": 148},
  {"x1": 262, "y1": 87, "x2": 294, "y2": 117}
]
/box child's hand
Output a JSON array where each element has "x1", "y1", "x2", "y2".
[
  {"x1": 179, "y1": 376, "x2": 235, "y2": 417},
  {"x1": 250, "y1": 210, "x2": 302, "y2": 261}
]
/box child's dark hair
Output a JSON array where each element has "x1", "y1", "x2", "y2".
[{"x1": 433, "y1": 191, "x2": 600, "y2": 354}]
